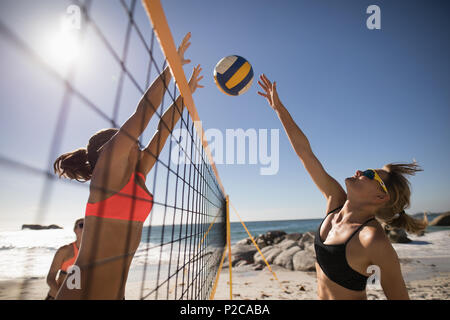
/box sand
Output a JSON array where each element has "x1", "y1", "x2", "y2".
[
  {"x1": 1, "y1": 230, "x2": 449, "y2": 300},
  {"x1": 213, "y1": 230, "x2": 450, "y2": 300}
]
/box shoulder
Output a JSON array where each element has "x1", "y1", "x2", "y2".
[
  {"x1": 56, "y1": 243, "x2": 73, "y2": 256},
  {"x1": 51, "y1": 244, "x2": 71, "y2": 264},
  {"x1": 360, "y1": 220, "x2": 398, "y2": 262},
  {"x1": 359, "y1": 219, "x2": 390, "y2": 249}
]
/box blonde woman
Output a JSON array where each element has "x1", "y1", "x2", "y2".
[
  {"x1": 258, "y1": 74, "x2": 427, "y2": 300},
  {"x1": 45, "y1": 218, "x2": 84, "y2": 300}
]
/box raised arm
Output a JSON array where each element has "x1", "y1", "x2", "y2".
[
  {"x1": 103, "y1": 33, "x2": 192, "y2": 162},
  {"x1": 257, "y1": 74, "x2": 346, "y2": 211},
  {"x1": 138, "y1": 65, "x2": 204, "y2": 176},
  {"x1": 46, "y1": 247, "x2": 65, "y2": 299}
]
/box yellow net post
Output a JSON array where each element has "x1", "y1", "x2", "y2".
[{"x1": 142, "y1": 0, "x2": 225, "y2": 196}]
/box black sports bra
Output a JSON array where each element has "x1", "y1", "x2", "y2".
[{"x1": 314, "y1": 206, "x2": 375, "y2": 291}]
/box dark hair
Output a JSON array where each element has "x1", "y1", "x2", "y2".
[
  {"x1": 375, "y1": 162, "x2": 428, "y2": 234},
  {"x1": 53, "y1": 128, "x2": 118, "y2": 182}
]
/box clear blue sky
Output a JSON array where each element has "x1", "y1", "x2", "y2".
[{"x1": 0, "y1": 0, "x2": 449, "y2": 230}]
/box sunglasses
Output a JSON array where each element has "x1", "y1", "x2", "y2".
[
  {"x1": 77, "y1": 222, "x2": 84, "y2": 229},
  {"x1": 361, "y1": 169, "x2": 388, "y2": 193}
]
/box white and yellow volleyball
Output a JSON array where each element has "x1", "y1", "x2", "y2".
[{"x1": 213, "y1": 55, "x2": 254, "y2": 96}]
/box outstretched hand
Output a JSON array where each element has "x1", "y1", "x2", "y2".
[
  {"x1": 188, "y1": 65, "x2": 204, "y2": 94},
  {"x1": 177, "y1": 32, "x2": 192, "y2": 66},
  {"x1": 257, "y1": 74, "x2": 282, "y2": 111}
]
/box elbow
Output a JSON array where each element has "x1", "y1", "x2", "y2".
[{"x1": 46, "y1": 274, "x2": 53, "y2": 286}]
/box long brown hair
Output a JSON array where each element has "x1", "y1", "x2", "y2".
[
  {"x1": 376, "y1": 162, "x2": 428, "y2": 234},
  {"x1": 53, "y1": 128, "x2": 118, "y2": 182}
]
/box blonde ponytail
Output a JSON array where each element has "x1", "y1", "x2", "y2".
[{"x1": 376, "y1": 162, "x2": 428, "y2": 234}]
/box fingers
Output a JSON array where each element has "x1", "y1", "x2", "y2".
[
  {"x1": 182, "y1": 32, "x2": 191, "y2": 44},
  {"x1": 257, "y1": 91, "x2": 269, "y2": 99},
  {"x1": 193, "y1": 64, "x2": 202, "y2": 77},
  {"x1": 178, "y1": 32, "x2": 192, "y2": 65},
  {"x1": 183, "y1": 41, "x2": 191, "y2": 51},
  {"x1": 180, "y1": 32, "x2": 191, "y2": 50},
  {"x1": 260, "y1": 74, "x2": 272, "y2": 88},
  {"x1": 258, "y1": 74, "x2": 273, "y2": 91},
  {"x1": 257, "y1": 80, "x2": 269, "y2": 92},
  {"x1": 189, "y1": 64, "x2": 204, "y2": 91}
]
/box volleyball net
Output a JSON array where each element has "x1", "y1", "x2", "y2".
[{"x1": 0, "y1": 0, "x2": 229, "y2": 300}]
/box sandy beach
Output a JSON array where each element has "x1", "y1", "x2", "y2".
[
  {"x1": 1, "y1": 230, "x2": 449, "y2": 300},
  {"x1": 213, "y1": 230, "x2": 450, "y2": 300}
]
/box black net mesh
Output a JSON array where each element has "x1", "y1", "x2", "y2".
[{"x1": 0, "y1": 0, "x2": 226, "y2": 300}]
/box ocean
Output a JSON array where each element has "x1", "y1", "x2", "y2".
[{"x1": 0, "y1": 218, "x2": 447, "y2": 281}]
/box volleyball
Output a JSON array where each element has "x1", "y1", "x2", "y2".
[{"x1": 213, "y1": 55, "x2": 254, "y2": 96}]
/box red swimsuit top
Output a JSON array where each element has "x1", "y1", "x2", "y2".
[
  {"x1": 61, "y1": 242, "x2": 79, "y2": 272},
  {"x1": 85, "y1": 171, "x2": 153, "y2": 222}
]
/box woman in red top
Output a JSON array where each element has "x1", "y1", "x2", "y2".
[
  {"x1": 45, "y1": 218, "x2": 83, "y2": 300},
  {"x1": 52, "y1": 33, "x2": 203, "y2": 299}
]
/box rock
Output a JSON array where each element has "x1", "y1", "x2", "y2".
[
  {"x1": 225, "y1": 244, "x2": 258, "y2": 266},
  {"x1": 303, "y1": 242, "x2": 315, "y2": 254},
  {"x1": 21, "y1": 224, "x2": 62, "y2": 230},
  {"x1": 254, "y1": 247, "x2": 282, "y2": 265},
  {"x1": 235, "y1": 260, "x2": 250, "y2": 267},
  {"x1": 265, "y1": 230, "x2": 286, "y2": 242},
  {"x1": 273, "y1": 246, "x2": 301, "y2": 270},
  {"x1": 298, "y1": 231, "x2": 315, "y2": 249},
  {"x1": 236, "y1": 238, "x2": 251, "y2": 245},
  {"x1": 232, "y1": 244, "x2": 258, "y2": 263},
  {"x1": 273, "y1": 235, "x2": 285, "y2": 244},
  {"x1": 276, "y1": 239, "x2": 297, "y2": 251},
  {"x1": 286, "y1": 233, "x2": 303, "y2": 241},
  {"x1": 385, "y1": 226, "x2": 411, "y2": 243},
  {"x1": 255, "y1": 238, "x2": 267, "y2": 249},
  {"x1": 260, "y1": 245, "x2": 274, "y2": 255},
  {"x1": 265, "y1": 248, "x2": 283, "y2": 264},
  {"x1": 293, "y1": 250, "x2": 316, "y2": 271},
  {"x1": 429, "y1": 212, "x2": 450, "y2": 226},
  {"x1": 259, "y1": 245, "x2": 275, "y2": 255}
]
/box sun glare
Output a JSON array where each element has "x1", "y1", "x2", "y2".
[
  {"x1": 45, "y1": 12, "x2": 84, "y2": 75},
  {"x1": 50, "y1": 31, "x2": 80, "y2": 61}
]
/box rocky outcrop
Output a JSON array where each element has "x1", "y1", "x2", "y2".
[
  {"x1": 223, "y1": 244, "x2": 258, "y2": 267},
  {"x1": 226, "y1": 230, "x2": 317, "y2": 272},
  {"x1": 254, "y1": 247, "x2": 282, "y2": 265},
  {"x1": 429, "y1": 212, "x2": 450, "y2": 226},
  {"x1": 293, "y1": 250, "x2": 316, "y2": 271},
  {"x1": 273, "y1": 246, "x2": 301, "y2": 270},
  {"x1": 382, "y1": 224, "x2": 412, "y2": 243},
  {"x1": 21, "y1": 224, "x2": 62, "y2": 230},
  {"x1": 297, "y1": 232, "x2": 315, "y2": 249}
]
